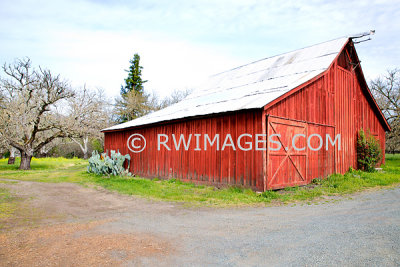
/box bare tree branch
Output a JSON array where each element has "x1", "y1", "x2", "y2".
[{"x1": 370, "y1": 68, "x2": 400, "y2": 153}]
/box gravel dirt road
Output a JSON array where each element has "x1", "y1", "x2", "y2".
[{"x1": 0, "y1": 180, "x2": 399, "y2": 266}]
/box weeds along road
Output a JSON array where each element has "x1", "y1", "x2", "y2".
[{"x1": 0, "y1": 180, "x2": 399, "y2": 266}]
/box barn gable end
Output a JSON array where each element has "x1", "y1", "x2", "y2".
[{"x1": 263, "y1": 39, "x2": 387, "y2": 189}]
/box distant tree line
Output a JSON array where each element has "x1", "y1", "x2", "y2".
[{"x1": 0, "y1": 55, "x2": 191, "y2": 169}]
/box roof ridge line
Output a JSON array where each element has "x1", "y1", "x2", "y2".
[{"x1": 210, "y1": 36, "x2": 349, "y2": 77}]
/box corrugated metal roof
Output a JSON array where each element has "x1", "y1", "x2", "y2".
[{"x1": 104, "y1": 37, "x2": 349, "y2": 131}]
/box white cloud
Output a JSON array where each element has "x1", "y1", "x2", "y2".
[
  {"x1": 0, "y1": 0, "x2": 399, "y2": 100},
  {"x1": 27, "y1": 28, "x2": 243, "y2": 98}
]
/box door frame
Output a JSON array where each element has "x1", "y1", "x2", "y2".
[
  {"x1": 264, "y1": 115, "x2": 337, "y2": 190},
  {"x1": 266, "y1": 115, "x2": 308, "y2": 190}
]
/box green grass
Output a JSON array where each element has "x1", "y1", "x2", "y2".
[
  {"x1": 0, "y1": 157, "x2": 90, "y2": 183},
  {"x1": 0, "y1": 155, "x2": 399, "y2": 206}
]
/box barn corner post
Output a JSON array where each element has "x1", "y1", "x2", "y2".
[{"x1": 262, "y1": 111, "x2": 268, "y2": 192}]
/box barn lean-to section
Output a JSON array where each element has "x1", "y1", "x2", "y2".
[{"x1": 103, "y1": 37, "x2": 390, "y2": 191}]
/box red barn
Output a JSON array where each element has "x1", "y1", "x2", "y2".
[{"x1": 103, "y1": 36, "x2": 390, "y2": 191}]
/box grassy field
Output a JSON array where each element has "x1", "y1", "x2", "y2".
[{"x1": 0, "y1": 155, "x2": 399, "y2": 206}]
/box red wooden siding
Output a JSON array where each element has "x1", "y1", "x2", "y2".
[
  {"x1": 104, "y1": 110, "x2": 265, "y2": 191},
  {"x1": 265, "y1": 47, "x2": 386, "y2": 185},
  {"x1": 307, "y1": 123, "x2": 335, "y2": 180},
  {"x1": 265, "y1": 116, "x2": 335, "y2": 189}
]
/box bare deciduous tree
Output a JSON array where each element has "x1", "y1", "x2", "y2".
[
  {"x1": 0, "y1": 58, "x2": 74, "y2": 169},
  {"x1": 0, "y1": 137, "x2": 8, "y2": 160},
  {"x1": 114, "y1": 88, "x2": 193, "y2": 122},
  {"x1": 114, "y1": 90, "x2": 155, "y2": 122},
  {"x1": 66, "y1": 87, "x2": 110, "y2": 159},
  {"x1": 370, "y1": 69, "x2": 400, "y2": 153},
  {"x1": 157, "y1": 88, "x2": 192, "y2": 110},
  {"x1": 0, "y1": 90, "x2": 8, "y2": 158},
  {"x1": 7, "y1": 146, "x2": 17, "y2": 164}
]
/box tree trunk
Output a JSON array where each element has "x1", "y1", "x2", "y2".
[
  {"x1": 82, "y1": 136, "x2": 89, "y2": 160},
  {"x1": 8, "y1": 147, "x2": 16, "y2": 164},
  {"x1": 19, "y1": 152, "x2": 32, "y2": 170},
  {"x1": 7, "y1": 157, "x2": 15, "y2": 164},
  {"x1": 72, "y1": 136, "x2": 89, "y2": 159}
]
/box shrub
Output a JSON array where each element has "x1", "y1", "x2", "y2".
[
  {"x1": 357, "y1": 129, "x2": 382, "y2": 172},
  {"x1": 87, "y1": 150, "x2": 131, "y2": 176}
]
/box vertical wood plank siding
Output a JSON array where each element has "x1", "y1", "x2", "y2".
[
  {"x1": 104, "y1": 45, "x2": 387, "y2": 191},
  {"x1": 265, "y1": 49, "x2": 386, "y2": 181},
  {"x1": 104, "y1": 110, "x2": 265, "y2": 191}
]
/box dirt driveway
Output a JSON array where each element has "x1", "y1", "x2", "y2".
[{"x1": 1, "y1": 180, "x2": 399, "y2": 266}]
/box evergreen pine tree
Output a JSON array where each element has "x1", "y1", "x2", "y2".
[
  {"x1": 117, "y1": 53, "x2": 149, "y2": 122},
  {"x1": 120, "y1": 53, "x2": 147, "y2": 96}
]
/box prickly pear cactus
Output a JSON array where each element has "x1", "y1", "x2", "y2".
[{"x1": 87, "y1": 150, "x2": 131, "y2": 176}]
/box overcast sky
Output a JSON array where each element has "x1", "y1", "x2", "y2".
[{"x1": 0, "y1": 0, "x2": 399, "y2": 99}]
